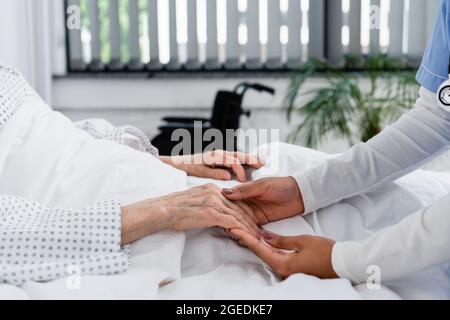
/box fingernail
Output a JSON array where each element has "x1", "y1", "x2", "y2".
[
  {"x1": 223, "y1": 188, "x2": 234, "y2": 195},
  {"x1": 262, "y1": 230, "x2": 274, "y2": 240}
]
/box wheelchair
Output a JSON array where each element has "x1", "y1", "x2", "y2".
[{"x1": 151, "y1": 82, "x2": 275, "y2": 155}]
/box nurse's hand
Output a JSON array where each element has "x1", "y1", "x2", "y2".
[
  {"x1": 159, "y1": 150, "x2": 264, "y2": 182},
  {"x1": 230, "y1": 229, "x2": 337, "y2": 280},
  {"x1": 222, "y1": 177, "x2": 305, "y2": 224}
]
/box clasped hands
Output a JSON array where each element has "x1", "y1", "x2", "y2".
[
  {"x1": 221, "y1": 177, "x2": 337, "y2": 280},
  {"x1": 122, "y1": 150, "x2": 337, "y2": 280}
]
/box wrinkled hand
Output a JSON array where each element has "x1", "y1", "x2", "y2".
[
  {"x1": 152, "y1": 183, "x2": 260, "y2": 236},
  {"x1": 160, "y1": 150, "x2": 263, "y2": 182},
  {"x1": 121, "y1": 183, "x2": 260, "y2": 244},
  {"x1": 231, "y1": 229, "x2": 337, "y2": 279},
  {"x1": 222, "y1": 177, "x2": 304, "y2": 225}
]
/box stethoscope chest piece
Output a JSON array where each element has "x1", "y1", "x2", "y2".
[{"x1": 438, "y1": 80, "x2": 450, "y2": 109}]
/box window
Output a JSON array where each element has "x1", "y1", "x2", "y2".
[{"x1": 65, "y1": 0, "x2": 440, "y2": 73}]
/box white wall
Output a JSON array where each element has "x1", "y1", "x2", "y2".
[
  {"x1": 53, "y1": 76, "x2": 299, "y2": 110},
  {"x1": 53, "y1": 76, "x2": 350, "y2": 154},
  {"x1": 0, "y1": 0, "x2": 34, "y2": 77},
  {"x1": 0, "y1": 0, "x2": 53, "y2": 103}
]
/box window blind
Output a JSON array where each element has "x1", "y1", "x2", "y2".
[{"x1": 66, "y1": 0, "x2": 441, "y2": 72}]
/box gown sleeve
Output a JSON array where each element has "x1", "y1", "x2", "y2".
[
  {"x1": 0, "y1": 194, "x2": 129, "y2": 285},
  {"x1": 75, "y1": 118, "x2": 159, "y2": 156},
  {"x1": 0, "y1": 64, "x2": 130, "y2": 285}
]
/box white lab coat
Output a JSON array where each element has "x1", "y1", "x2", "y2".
[{"x1": 293, "y1": 87, "x2": 450, "y2": 284}]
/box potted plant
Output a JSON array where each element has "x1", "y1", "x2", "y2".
[{"x1": 284, "y1": 55, "x2": 419, "y2": 148}]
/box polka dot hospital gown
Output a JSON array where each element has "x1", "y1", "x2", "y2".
[{"x1": 0, "y1": 63, "x2": 158, "y2": 285}]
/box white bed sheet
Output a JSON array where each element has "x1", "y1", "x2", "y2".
[{"x1": 0, "y1": 99, "x2": 449, "y2": 300}]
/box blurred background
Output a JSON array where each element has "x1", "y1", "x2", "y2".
[{"x1": 0, "y1": 0, "x2": 444, "y2": 157}]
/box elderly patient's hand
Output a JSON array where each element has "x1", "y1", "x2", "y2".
[
  {"x1": 121, "y1": 184, "x2": 260, "y2": 244},
  {"x1": 159, "y1": 150, "x2": 263, "y2": 182},
  {"x1": 222, "y1": 177, "x2": 305, "y2": 225},
  {"x1": 159, "y1": 184, "x2": 260, "y2": 234},
  {"x1": 230, "y1": 229, "x2": 337, "y2": 280}
]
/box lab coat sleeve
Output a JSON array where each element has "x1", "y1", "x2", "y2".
[
  {"x1": 75, "y1": 119, "x2": 159, "y2": 156},
  {"x1": 0, "y1": 194, "x2": 129, "y2": 285},
  {"x1": 331, "y1": 193, "x2": 450, "y2": 284},
  {"x1": 292, "y1": 86, "x2": 450, "y2": 214}
]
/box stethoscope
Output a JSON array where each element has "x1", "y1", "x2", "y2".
[{"x1": 437, "y1": 62, "x2": 450, "y2": 108}]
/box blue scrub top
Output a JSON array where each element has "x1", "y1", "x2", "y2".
[
  {"x1": 417, "y1": 0, "x2": 450, "y2": 92},
  {"x1": 416, "y1": 0, "x2": 450, "y2": 93}
]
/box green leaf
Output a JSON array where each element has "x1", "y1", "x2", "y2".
[{"x1": 285, "y1": 54, "x2": 419, "y2": 147}]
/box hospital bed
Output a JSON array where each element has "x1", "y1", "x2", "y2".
[{"x1": 0, "y1": 97, "x2": 449, "y2": 299}]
